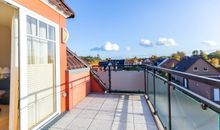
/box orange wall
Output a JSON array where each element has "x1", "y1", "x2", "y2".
[
  {"x1": 66, "y1": 70, "x2": 91, "y2": 110},
  {"x1": 91, "y1": 75, "x2": 105, "y2": 93},
  {"x1": 15, "y1": 0, "x2": 68, "y2": 112}
]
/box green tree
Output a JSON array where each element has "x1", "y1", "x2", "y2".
[
  {"x1": 80, "y1": 55, "x2": 102, "y2": 65},
  {"x1": 150, "y1": 55, "x2": 158, "y2": 60},
  {"x1": 199, "y1": 50, "x2": 208, "y2": 60},
  {"x1": 208, "y1": 50, "x2": 220, "y2": 59},
  {"x1": 171, "y1": 51, "x2": 186, "y2": 61},
  {"x1": 192, "y1": 50, "x2": 199, "y2": 56}
]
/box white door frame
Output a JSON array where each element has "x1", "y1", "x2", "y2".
[{"x1": 1, "y1": 0, "x2": 61, "y2": 130}]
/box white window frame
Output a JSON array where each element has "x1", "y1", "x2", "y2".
[
  {"x1": 193, "y1": 67, "x2": 199, "y2": 72},
  {"x1": 2, "y1": 1, "x2": 61, "y2": 130},
  {"x1": 213, "y1": 88, "x2": 220, "y2": 102},
  {"x1": 203, "y1": 67, "x2": 208, "y2": 72}
]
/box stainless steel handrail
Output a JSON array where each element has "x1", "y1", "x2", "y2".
[{"x1": 147, "y1": 65, "x2": 220, "y2": 88}]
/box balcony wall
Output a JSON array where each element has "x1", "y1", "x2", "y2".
[
  {"x1": 97, "y1": 70, "x2": 145, "y2": 92},
  {"x1": 65, "y1": 68, "x2": 91, "y2": 110}
]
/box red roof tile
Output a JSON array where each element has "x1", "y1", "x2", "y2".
[{"x1": 67, "y1": 48, "x2": 88, "y2": 70}]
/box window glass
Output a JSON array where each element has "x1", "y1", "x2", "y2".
[
  {"x1": 214, "y1": 88, "x2": 220, "y2": 101},
  {"x1": 48, "y1": 41, "x2": 55, "y2": 63},
  {"x1": 27, "y1": 16, "x2": 37, "y2": 36},
  {"x1": 39, "y1": 21, "x2": 47, "y2": 39},
  {"x1": 193, "y1": 67, "x2": 198, "y2": 71},
  {"x1": 48, "y1": 25, "x2": 55, "y2": 40},
  {"x1": 203, "y1": 67, "x2": 208, "y2": 71}
]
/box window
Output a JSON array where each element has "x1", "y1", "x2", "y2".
[
  {"x1": 27, "y1": 16, "x2": 55, "y2": 64},
  {"x1": 193, "y1": 67, "x2": 198, "y2": 71},
  {"x1": 214, "y1": 88, "x2": 220, "y2": 101},
  {"x1": 26, "y1": 16, "x2": 56, "y2": 129},
  {"x1": 203, "y1": 67, "x2": 208, "y2": 72}
]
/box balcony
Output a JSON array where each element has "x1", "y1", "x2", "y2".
[
  {"x1": 44, "y1": 65, "x2": 219, "y2": 130},
  {"x1": 43, "y1": 94, "x2": 157, "y2": 130}
]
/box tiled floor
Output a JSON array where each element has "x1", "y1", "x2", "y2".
[{"x1": 44, "y1": 93, "x2": 158, "y2": 130}]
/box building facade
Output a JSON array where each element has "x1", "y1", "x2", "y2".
[
  {"x1": 173, "y1": 56, "x2": 220, "y2": 103},
  {"x1": 0, "y1": 0, "x2": 75, "y2": 130}
]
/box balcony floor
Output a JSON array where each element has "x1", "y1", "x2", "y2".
[{"x1": 44, "y1": 93, "x2": 158, "y2": 130}]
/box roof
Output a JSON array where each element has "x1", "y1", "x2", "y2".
[
  {"x1": 173, "y1": 56, "x2": 201, "y2": 71},
  {"x1": 154, "y1": 58, "x2": 167, "y2": 66},
  {"x1": 159, "y1": 58, "x2": 179, "y2": 69},
  {"x1": 49, "y1": 0, "x2": 75, "y2": 18},
  {"x1": 67, "y1": 48, "x2": 88, "y2": 70}
]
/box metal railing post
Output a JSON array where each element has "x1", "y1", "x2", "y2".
[
  {"x1": 146, "y1": 66, "x2": 149, "y2": 96},
  {"x1": 168, "y1": 73, "x2": 172, "y2": 130},
  {"x1": 153, "y1": 68, "x2": 156, "y2": 114},
  {"x1": 108, "y1": 65, "x2": 112, "y2": 93},
  {"x1": 144, "y1": 66, "x2": 147, "y2": 94}
]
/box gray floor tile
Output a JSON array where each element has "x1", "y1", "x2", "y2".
[
  {"x1": 88, "y1": 119, "x2": 113, "y2": 130},
  {"x1": 112, "y1": 121, "x2": 135, "y2": 130},
  {"x1": 66, "y1": 118, "x2": 93, "y2": 130},
  {"x1": 44, "y1": 94, "x2": 157, "y2": 130}
]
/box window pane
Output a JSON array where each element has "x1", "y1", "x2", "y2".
[
  {"x1": 27, "y1": 36, "x2": 33, "y2": 64},
  {"x1": 214, "y1": 88, "x2": 220, "y2": 101},
  {"x1": 27, "y1": 36, "x2": 40, "y2": 64},
  {"x1": 48, "y1": 25, "x2": 55, "y2": 41},
  {"x1": 48, "y1": 41, "x2": 55, "y2": 64},
  {"x1": 39, "y1": 21, "x2": 47, "y2": 39},
  {"x1": 40, "y1": 40, "x2": 48, "y2": 64},
  {"x1": 27, "y1": 16, "x2": 37, "y2": 36}
]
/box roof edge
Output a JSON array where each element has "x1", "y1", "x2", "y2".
[{"x1": 49, "y1": 0, "x2": 75, "y2": 18}]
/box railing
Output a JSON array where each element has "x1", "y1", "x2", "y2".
[
  {"x1": 146, "y1": 65, "x2": 220, "y2": 130},
  {"x1": 93, "y1": 64, "x2": 220, "y2": 130}
]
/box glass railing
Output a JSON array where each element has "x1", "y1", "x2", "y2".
[{"x1": 146, "y1": 66, "x2": 220, "y2": 130}]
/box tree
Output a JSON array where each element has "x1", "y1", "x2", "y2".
[
  {"x1": 80, "y1": 55, "x2": 102, "y2": 65},
  {"x1": 208, "y1": 50, "x2": 220, "y2": 59},
  {"x1": 132, "y1": 56, "x2": 139, "y2": 64},
  {"x1": 210, "y1": 58, "x2": 219, "y2": 67},
  {"x1": 172, "y1": 54, "x2": 181, "y2": 61},
  {"x1": 199, "y1": 50, "x2": 208, "y2": 60},
  {"x1": 171, "y1": 51, "x2": 186, "y2": 61},
  {"x1": 150, "y1": 55, "x2": 158, "y2": 60},
  {"x1": 192, "y1": 50, "x2": 199, "y2": 56}
]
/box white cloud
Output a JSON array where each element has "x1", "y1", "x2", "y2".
[
  {"x1": 157, "y1": 38, "x2": 177, "y2": 46},
  {"x1": 139, "y1": 39, "x2": 152, "y2": 47},
  {"x1": 201, "y1": 41, "x2": 217, "y2": 47},
  {"x1": 91, "y1": 41, "x2": 120, "y2": 51},
  {"x1": 126, "y1": 47, "x2": 131, "y2": 51}
]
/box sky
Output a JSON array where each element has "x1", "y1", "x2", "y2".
[{"x1": 65, "y1": 0, "x2": 220, "y2": 59}]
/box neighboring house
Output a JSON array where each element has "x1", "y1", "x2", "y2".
[
  {"x1": 124, "y1": 59, "x2": 133, "y2": 65},
  {"x1": 142, "y1": 58, "x2": 153, "y2": 65},
  {"x1": 99, "y1": 59, "x2": 125, "y2": 70},
  {"x1": 173, "y1": 56, "x2": 220, "y2": 103},
  {"x1": 157, "y1": 58, "x2": 179, "y2": 69},
  {"x1": 154, "y1": 58, "x2": 167, "y2": 66}
]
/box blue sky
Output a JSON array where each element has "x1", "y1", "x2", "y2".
[{"x1": 65, "y1": 0, "x2": 220, "y2": 59}]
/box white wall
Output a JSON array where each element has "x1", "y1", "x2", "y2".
[
  {"x1": 97, "y1": 70, "x2": 145, "y2": 92},
  {"x1": 0, "y1": 25, "x2": 11, "y2": 67}
]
